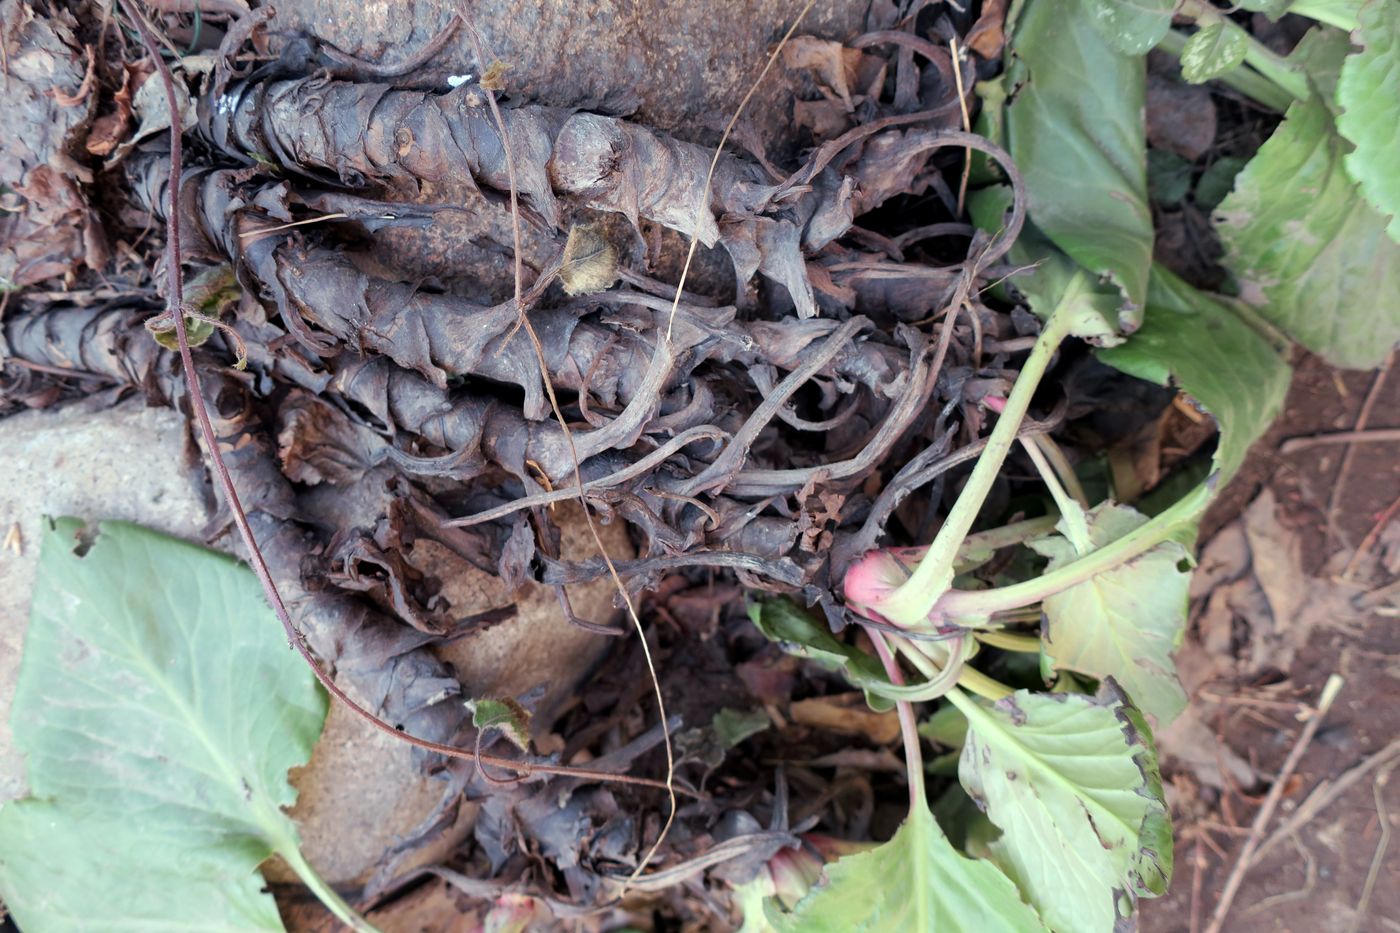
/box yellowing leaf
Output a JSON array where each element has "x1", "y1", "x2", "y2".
[
  {"x1": 1215, "y1": 94, "x2": 1400, "y2": 369},
  {"x1": 1031, "y1": 503, "x2": 1191, "y2": 725},
  {"x1": 952, "y1": 685, "x2": 1172, "y2": 933}
]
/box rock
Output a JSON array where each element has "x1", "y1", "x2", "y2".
[
  {"x1": 266, "y1": 501, "x2": 633, "y2": 889},
  {"x1": 1145, "y1": 71, "x2": 1217, "y2": 162}
]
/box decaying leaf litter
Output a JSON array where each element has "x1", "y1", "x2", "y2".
[{"x1": 1, "y1": 0, "x2": 1394, "y2": 930}]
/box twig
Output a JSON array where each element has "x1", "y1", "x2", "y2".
[
  {"x1": 114, "y1": 0, "x2": 683, "y2": 800},
  {"x1": 1205, "y1": 673, "x2": 1344, "y2": 933},
  {"x1": 237, "y1": 212, "x2": 349, "y2": 237},
  {"x1": 1340, "y1": 490, "x2": 1400, "y2": 582},
  {"x1": 1189, "y1": 835, "x2": 1205, "y2": 933},
  {"x1": 1347, "y1": 767, "x2": 1394, "y2": 933},
  {"x1": 665, "y1": 0, "x2": 816, "y2": 340},
  {"x1": 1324, "y1": 350, "x2": 1394, "y2": 551},
  {"x1": 1255, "y1": 738, "x2": 1400, "y2": 863},
  {"x1": 460, "y1": 16, "x2": 677, "y2": 888},
  {"x1": 949, "y1": 37, "x2": 971, "y2": 216},
  {"x1": 1279, "y1": 427, "x2": 1400, "y2": 454},
  {"x1": 1238, "y1": 834, "x2": 1316, "y2": 918}
]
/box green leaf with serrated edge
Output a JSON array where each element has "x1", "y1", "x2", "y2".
[
  {"x1": 1099, "y1": 266, "x2": 1291, "y2": 484},
  {"x1": 1029, "y1": 502, "x2": 1191, "y2": 726},
  {"x1": 1084, "y1": 0, "x2": 1175, "y2": 54},
  {"x1": 747, "y1": 598, "x2": 894, "y2": 712},
  {"x1": 768, "y1": 801, "x2": 1046, "y2": 932},
  {"x1": 1338, "y1": 0, "x2": 1400, "y2": 242},
  {"x1": 1215, "y1": 93, "x2": 1400, "y2": 369},
  {"x1": 1005, "y1": 0, "x2": 1153, "y2": 326},
  {"x1": 468, "y1": 697, "x2": 533, "y2": 753},
  {"x1": 1180, "y1": 21, "x2": 1249, "y2": 83},
  {"x1": 0, "y1": 519, "x2": 330, "y2": 931},
  {"x1": 713, "y1": 707, "x2": 771, "y2": 748},
  {"x1": 955, "y1": 683, "x2": 1172, "y2": 933},
  {"x1": 969, "y1": 186, "x2": 1124, "y2": 344}
]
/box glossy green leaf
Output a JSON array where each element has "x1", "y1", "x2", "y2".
[
  {"x1": 747, "y1": 598, "x2": 894, "y2": 711},
  {"x1": 768, "y1": 801, "x2": 1047, "y2": 932},
  {"x1": 1180, "y1": 21, "x2": 1250, "y2": 83},
  {"x1": 0, "y1": 519, "x2": 332, "y2": 931},
  {"x1": 1337, "y1": 0, "x2": 1400, "y2": 242},
  {"x1": 1099, "y1": 266, "x2": 1292, "y2": 484},
  {"x1": 954, "y1": 684, "x2": 1172, "y2": 933},
  {"x1": 1085, "y1": 0, "x2": 1175, "y2": 54},
  {"x1": 1006, "y1": 0, "x2": 1154, "y2": 326},
  {"x1": 1030, "y1": 502, "x2": 1192, "y2": 726},
  {"x1": 1215, "y1": 93, "x2": 1400, "y2": 369}
]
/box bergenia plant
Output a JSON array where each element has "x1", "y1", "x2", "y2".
[{"x1": 744, "y1": 0, "x2": 1400, "y2": 927}]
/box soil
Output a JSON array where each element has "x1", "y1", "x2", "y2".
[{"x1": 1144, "y1": 352, "x2": 1400, "y2": 933}]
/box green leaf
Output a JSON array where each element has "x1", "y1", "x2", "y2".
[
  {"x1": 1288, "y1": 24, "x2": 1353, "y2": 106},
  {"x1": 0, "y1": 519, "x2": 332, "y2": 931},
  {"x1": 1215, "y1": 93, "x2": 1400, "y2": 369},
  {"x1": 1337, "y1": 0, "x2": 1400, "y2": 242},
  {"x1": 1006, "y1": 0, "x2": 1154, "y2": 326},
  {"x1": 1098, "y1": 266, "x2": 1292, "y2": 484},
  {"x1": 919, "y1": 702, "x2": 969, "y2": 750},
  {"x1": 1284, "y1": 0, "x2": 1364, "y2": 31},
  {"x1": 1029, "y1": 503, "x2": 1191, "y2": 726},
  {"x1": 969, "y1": 187, "x2": 1125, "y2": 344},
  {"x1": 769, "y1": 801, "x2": 1047, "y2": 932},
  {"x1": 1180, "y1": 21, "x2": 1250, "y2": 83},
  {"x1": 1237, "y1": 0, "x2": 1294, "y2": 16},
  {"x1": 468, "y1": 696, "x2": 533, "y2": 753},
  {"x1": 1084, "y1": 0, "x2": 1175, "y2": 54},
  {"x1": 952, "y1": 684, "x2": 1172, "y2": 933},
  {"x1": 747, "y1": 598, "x2": 894, "y2": 711},
  {"x1": 1147, "y1": 149, "x2": 1193, "y2": 208},
  {"x1": 1193, "y1": 155, "x2": 1248, "y2": 210},
  {"x1": 713, "y1": 707, "x2": 772, "y2": 748}
]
